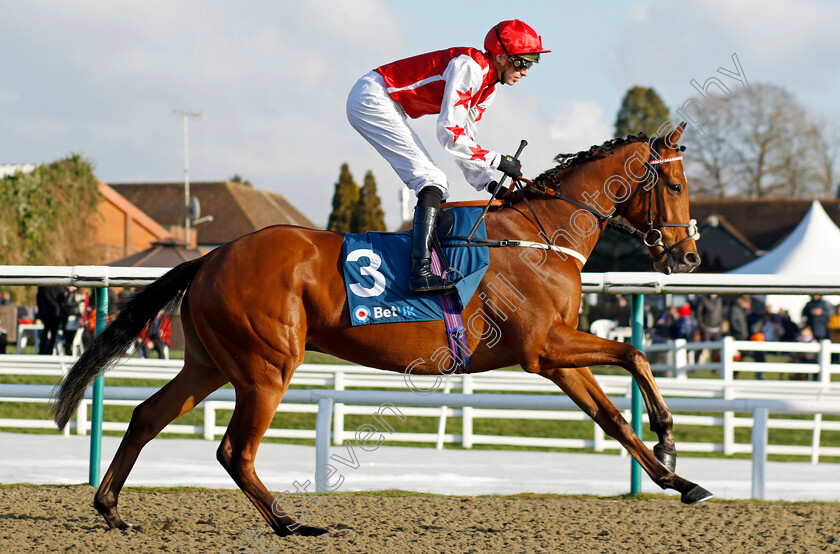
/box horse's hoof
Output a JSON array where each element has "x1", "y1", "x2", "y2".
[
  {"x1": 103, "y1": 519, "x2": 132, "y2": 531},
  {"x1": 97, "y1": 508, "x2": 131, "y2": 530},
  {"x1": 295, "y1": 525, "x2": 331, "y2": 537},
  {"x1": 654, "y1": 444, "x2": 677, "y2": 473},
  {"x1": 681, "y1": 485, "x2": 714, "y2": 505},
  {"x1": 103, "y1": 516, "x2": 132, "y2": 531}
]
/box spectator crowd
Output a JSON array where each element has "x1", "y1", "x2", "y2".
[
  {"x1": 0, "y1": 287, "x2": 172, "y2": 358},
  {"x1": 649, "y1": 294, "x2": 840, "y2": 378},
  {"x1": 651, "y1": 294, "x2": 840, "y2": 346}
]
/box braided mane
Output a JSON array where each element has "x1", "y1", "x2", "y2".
[{"x1": 533, "y1": 132, "x2": 651, "y2": 188}]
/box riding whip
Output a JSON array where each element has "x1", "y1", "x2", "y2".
[{"x1": 466, "y1": 139, "x2": 527, "y2": 242}]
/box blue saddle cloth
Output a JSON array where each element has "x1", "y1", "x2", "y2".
[{"x1": 342, "y1": 207, "x2": 489, "y2": 326}]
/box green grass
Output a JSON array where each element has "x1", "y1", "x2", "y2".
[{"x1": 1, "y1": 354, "x2": 839, "y2": 464}]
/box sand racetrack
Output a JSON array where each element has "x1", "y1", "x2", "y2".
[{"x1": 1, "y1": 485, "x2": 838, "y2": 553}]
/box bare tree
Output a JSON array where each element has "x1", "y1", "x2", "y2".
[
  {"x1": 683, "y1": 94, "x2": 738, "y2": 199},
  {"x1": 813, "y1": 119, "x2": 840, "y2": 197},
  {"x1": 684, "y1": 83, "x2": 825, "y2": 199},
  {"x1": 772, "y1": 107, "x2": 822, "y2": 198}
]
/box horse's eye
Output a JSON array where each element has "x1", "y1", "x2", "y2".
[{"x1": 667, "y1": 184, "x2": 682, "y2": 195}]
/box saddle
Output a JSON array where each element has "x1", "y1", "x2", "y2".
[{"x1": 342, "y1": 206, "x2": 490, "y2": 325}]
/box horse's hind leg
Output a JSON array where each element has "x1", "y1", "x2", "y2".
[
  {"x1": 216, "y1": 387, "x2": 329, "y2": 537},
  {"x1": 540, "y1": 366, "x2": 712, "y2": 504},
  {"x1": 93, "y1": 357, "x2": 227, "y2": 529}
]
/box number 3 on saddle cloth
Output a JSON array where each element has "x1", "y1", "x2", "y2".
[{"x1": 342, "y1": 207, "x2": 490, "y2": 374}]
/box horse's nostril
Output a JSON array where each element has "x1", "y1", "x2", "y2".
[{"x1": 684, "y1": 252, "x2": 701, "y2": 266}]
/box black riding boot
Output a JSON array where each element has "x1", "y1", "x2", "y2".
[{"x1": 409, "y1": 204, "x2": 454, "y2": 294}]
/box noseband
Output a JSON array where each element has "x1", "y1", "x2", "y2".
[{"x1": 634, "y1": 154, "x2": 700, "y2": 261}]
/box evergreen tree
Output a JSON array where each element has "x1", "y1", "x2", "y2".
[
  {"x1": 614, "y1": 86, "x2": 670, "y2": 137},
  {"x1": 228, "y1": 174, "x2": 252, "y2": 187},
  {"x1": 351, "y1": 171, "x2": 387, "y2": 232},
  {"x1": 327, "y1": 163, "x2": 360, "y2": 232}
]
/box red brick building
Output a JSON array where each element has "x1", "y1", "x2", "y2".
[{"x1": 94, "y1": 181, "x2": 173, "y2": 264}]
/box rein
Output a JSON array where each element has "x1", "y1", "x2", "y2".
[
  {"x1": 475, "y1": 147, "x2": 698, "y2": 262},
  {"x1": 446, "y1": 143, "x2": 700, "y2": 268}
]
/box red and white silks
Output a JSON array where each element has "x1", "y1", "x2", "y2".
[{"x1": 346, "y1": 48, "x2": 500, "y2": 197}]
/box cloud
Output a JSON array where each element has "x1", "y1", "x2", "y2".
[
  {"x1": 607, "y1": 0, "x2": 840, "y2": 115},
  {"x1": 299, "y1": 0, "x2": 403, "y2": 53},
  {"x1": 0, "y1": 0, "x2": 408, "y2": 229},
  {"x1": 549, "y1": 101, "x2": 613, "y2": 154},
  {"x1": 0, "y1": 89, "x2": 19, "y2": 104},
  {"x1": 376, "y1": 92, "x2": 613, "y2": 224},
  {"x1": 2, "y1": 0, "x2": 837, "y2": 233}
]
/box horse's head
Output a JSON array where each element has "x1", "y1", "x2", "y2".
[{"x1": 623, "y1": 123, "x2": 701, "y2": 274}]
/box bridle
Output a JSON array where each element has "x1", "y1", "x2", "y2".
[
  {"x1": 511, "y1": 142, "x2": 700, "y2": 263},
  {"x1": 619, "y1": 150, "x2": 700, "y2": 261}
]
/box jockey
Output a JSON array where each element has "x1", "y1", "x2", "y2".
[{"x1": 347, "y1": 19, "x2": 549, "y2": 294}]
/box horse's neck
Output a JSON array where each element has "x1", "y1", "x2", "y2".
[
  {"x1": 505, "y1": 143, "x2": 649, "y2": 262},
  {"x1": 536, "y1": 166, "x2": 617, "y2": 259}
]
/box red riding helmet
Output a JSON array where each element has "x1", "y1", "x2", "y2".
[{"x1": 484, "y1": 20, "x2": 550, "y2": 58}]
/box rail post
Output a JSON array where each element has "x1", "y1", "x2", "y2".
[
  {"x1": 811, "y1": 413, "x2": 822, "y2": 464},
  {"x1": 435, "y1": 379, "x2": 452, "y2": 450},
  {"x1": 203, "y1": 401, "x2": 216, "y2": 440},
  {"x1": 630, "y1": 294, "x2": 644, "y2": 495},
  {"x1": 751, "y1": 407, "x2": 769, "y2": 499},
  {"x1": 315, "y1": 396, "x2": 334, "y2": 493},
  {"x1": 674, "y1": 339, "x2": 688, "y2": 379},
  {"x1": 461, "y1": 374, "x2": 474, "y2": 448},
  {"x1": 722, "y1": 336, "x2": 735, "y2": 455},
  {"x1": 333, "y1": 370, "x2": 345, "y2": 445},
  {"x1": 819, "y1": 339, "x2": 831, "y2": 385},
  {"x1": 89, "y1": 287, "x2": 108, "y2": 487}
]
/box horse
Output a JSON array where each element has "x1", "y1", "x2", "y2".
[{"x1": 53, "y1": 123, "x2": 711, "y2": 537}]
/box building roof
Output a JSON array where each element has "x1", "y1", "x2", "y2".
[
  {"x1": 702, "y1": 213, "x2": 758, "y2": 252},
  {"x1": 690, "y1": 198, "x2": 840, "y2": 252},
  {"x1": 109, "y1": 238, "x2": 205, "y2": 267},
  {"x1": 110, "y1": 181, "x2": 318, "y2": 246},
  {"x1": 696, "y1": 214, "x2": 758, "y2": 273}
]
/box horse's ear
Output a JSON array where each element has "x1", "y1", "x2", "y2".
[{"x1": 666, "y1": 122, "x2": 687, "y2": 147}]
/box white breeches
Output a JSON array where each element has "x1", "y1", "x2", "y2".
[{"x1": 346, "y1": 71, "x2": 448, "y2": 197}]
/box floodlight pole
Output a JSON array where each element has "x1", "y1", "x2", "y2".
[{"x1": 174, "y1": 109, "x2": 201, "y2": 246}]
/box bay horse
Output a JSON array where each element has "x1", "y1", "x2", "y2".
[{"x1": 53, "y1": 123, "x2": 711, "y2": 537}]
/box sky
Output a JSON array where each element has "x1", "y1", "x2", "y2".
[{"x1": 2, "y1": 0, "x2": 839, "y2": 230}]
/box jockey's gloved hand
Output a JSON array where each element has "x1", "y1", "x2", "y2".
[
  {"x1": 497, "y1": 154, "x2": 522, "y2": 178},
  {"x1": 486, "y1": 180, "x2": 508, "y2": 197}
]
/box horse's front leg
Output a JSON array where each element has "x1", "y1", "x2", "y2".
[
  {"x1": 523, "y1": 325, "x2": 677, "y2": 471},
  {"x1": 537, "y1": 364, "x2": 710, "y2": 503}
]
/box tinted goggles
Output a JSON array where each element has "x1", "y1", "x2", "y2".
[{"x1": 509, "y1": 56, "x2": 533, "y2": 70}]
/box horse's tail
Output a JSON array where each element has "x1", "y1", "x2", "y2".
[{"x1": 52, "y1": 257, "x2": 206, "y2": 430}]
